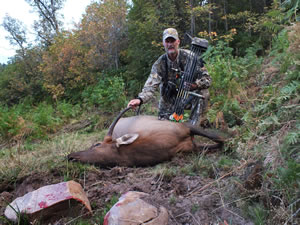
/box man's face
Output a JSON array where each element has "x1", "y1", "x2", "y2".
[{"x1": 163, "y1": 37, "x2": 180, "y2": 55}]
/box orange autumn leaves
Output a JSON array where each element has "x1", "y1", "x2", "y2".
[{"x1": 40, "y1": 0, "x2": 128, "y2": 100}]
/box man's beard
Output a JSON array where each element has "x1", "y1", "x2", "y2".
[{"x1": 166, "y1": 48, "x2": 176, "y2": 54}]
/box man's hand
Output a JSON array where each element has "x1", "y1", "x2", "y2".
[
  {"x1": 127, "y1": 99, "x2": 141, "y2": 109},
  {"x1": 183, "y1": 82, "x2": 197, "y2": 91}
]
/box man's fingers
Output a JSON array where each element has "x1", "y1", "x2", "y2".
[
  {"x1": 127, "y1": 102, "x2": 135, "y2": 108},
  {"x1": 127, "y1": 99, "x2": 142, "y2": 110}
]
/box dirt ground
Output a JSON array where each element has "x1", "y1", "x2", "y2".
[{"x1": 0, "y1": 150, "x2": 255, "y2": 225}]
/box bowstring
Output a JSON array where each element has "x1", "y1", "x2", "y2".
[{"x1": 173, "y1": 45, "x2": 202, "y2": 117}]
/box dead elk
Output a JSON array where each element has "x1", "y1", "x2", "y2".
[{"x1": 68, "y1": 107, "x2": 225, "y2": 167}]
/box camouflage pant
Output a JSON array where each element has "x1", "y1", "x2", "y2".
[{"x1": 158, "y1": 89, "x2": 209, "y2": 126}]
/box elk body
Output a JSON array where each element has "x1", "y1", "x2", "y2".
[{"x1": 68, "y1": 108, "x2": 224, "y2": 167}]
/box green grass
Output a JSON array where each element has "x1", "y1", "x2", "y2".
[{"x1": 0, "y1": 131, "x2": 100, "y2": 183}]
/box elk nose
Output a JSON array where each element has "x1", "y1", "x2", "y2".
[{"x1": 67, "y1": 153, "x2": 80, "y2": 161}]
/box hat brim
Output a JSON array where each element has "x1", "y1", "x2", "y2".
[{"x1": 163, "y1": 35, "x2": 178, "y2": 41}]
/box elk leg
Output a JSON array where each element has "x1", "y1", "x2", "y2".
[{"x1": 187, "y1": 124, "x2": 224, "y2": 143}]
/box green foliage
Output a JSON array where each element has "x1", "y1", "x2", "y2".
[
  {"x1": 56, "y1": 100, "x2": 81, "y2": 119},
  {"x1": 276, "y1": 161, "x2": 300, "y2": 188},
  {"x1": 279, "y1": 81, "x2": 300, "y2": 104},
  {"x1": 28, "y1": 102, "x2": 60, "y2": 139},
  {"x1": 217, "y1": 156, "x2": 235, "y2": 170},
  {"x1": 273, "y1": 160, "x2": 300, "y2": 201},
  {"x1": 283, "y1": 127, "x2": 300, "y2": 146},
  {"x1": 32, "y1": 103, "x2": 57, "y2": 127},
  {"x1": 204, "y1": 41, "x2": 261, "y2": 127},
  {"x1": 0, "y1": 99, "x2": 84, "y2": 143},
  {"x1": 62, "y1": 160, "x2": 91, "y2": 182},
  {"x1": 0, "y1": 97, "x2": 36, "y2": 141},
  {"x1": 0, "y1": 46, "x2": 46, "y2": 105},
  {"x1": 191, "y1": 203, "x2": 200, "y2": 214},
  {"x1": 247, "y1": 203, "x2": 268, "y2": 225},
  {"x1": 207, "y1": 99, "x2": 246, "y2": 128},
  {"x1": 222, "y1": 99, "x2": 245, "y2": 127},
  {"x1": 0, "y1": 105, "x2": 24, "y2": 140},
  {"x1": 180, "y1": 154, "x2": 213, "y2": 177},
  {"x1": 269, "y1": 29, "x2": 293, "y2": 73},
  {"x1": 280, "y1": 0, "x2": 300, "y2": 22},
  {"x1": 205, "y1": 40, "x2": 260, "y2": 96},
  {"x1": 204, "y1": 42, "x2": 235, "y2": 98},
  {"x1": 97, "y1": 195, "x2": 119, "y2": 224},
  {"x1": 286, "y1": 68, "x2": 300, "y2": 81},
  {"x1": 224, "y1": 23, "x2": 299, "y2": 225},
  {"x1": 169, "y1": 195, "x2": 177, "y2": 205},
  {"x1": 270, "y1": 29, "x2": 289, "y2": 55},
  {"x1": 82, "y1": 75, "x2": 127, "y2": 113}
]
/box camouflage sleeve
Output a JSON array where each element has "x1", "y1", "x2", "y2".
[
  {"x1": 195, "y1": 66, "x2": 212, "y2": 89},
  {"x1": 137, "y1": 59, "x2": 162, "y2": 103}
]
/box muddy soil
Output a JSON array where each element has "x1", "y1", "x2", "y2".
[{"x1": 0, "y1": 151, "x2": 254, "y2": 225}]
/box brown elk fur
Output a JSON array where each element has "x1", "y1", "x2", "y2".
[{"x1": 68, "y1": 113, "x2": 224, "y2": 167}]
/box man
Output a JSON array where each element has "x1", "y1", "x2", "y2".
[{"x1": 128, "y1": 28, "x2": 211, "y2": 125}]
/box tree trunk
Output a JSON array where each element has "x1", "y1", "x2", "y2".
[
  {"x1": 208, "y1": 0, "x2": 211, "y2": 34},
  {"x1": 190, "y1": 0, "x2": 195, "y2": 36},
  {"x1": 223, "y1": 0, "x2": 228, "y2": 32}
]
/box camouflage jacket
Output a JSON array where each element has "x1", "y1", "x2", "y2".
[{"x1": 138, "y1": 49, "x2": 211, "y2": 104}]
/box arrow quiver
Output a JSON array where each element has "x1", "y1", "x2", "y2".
[{"x1": 170, "y1": 37, "x2": 208, "y2": 122}]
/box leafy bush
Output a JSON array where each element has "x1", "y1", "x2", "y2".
[
  {"x1": 25, "y1": 102, "x2": 59, "y2": 139},
  {"x1": 82, "y1": 75, "x2": 127, "y2": 113},
  {"x1": 56, "y1": 100, "x2": 81, "y2": 119},
  {"x1": 204, "y1": 41, "x2": 260, "y2": 126},
  {"x1": 269, "y1": 158, "x2": 300, "y2": 213},
  {"x1": 0, "y1": 105, "x2": 25, "y2": 141},
  {"x1": 0, "y1": 100, "x2": 83, "y2": 142}
]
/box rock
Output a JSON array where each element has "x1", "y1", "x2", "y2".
[
  {"x1": 0, "y1": 191, "x2": 13, "y2": 207},
  {"x1": 104, "y1": 191, "x2": 168, "y2": 225},
  {"x1": 5, "y1": 180, "x2": 92, "y2": 223}
]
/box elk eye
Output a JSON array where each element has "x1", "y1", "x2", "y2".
[{"x1": 94, "y1": 142, "x2": 101, "y2": 147}]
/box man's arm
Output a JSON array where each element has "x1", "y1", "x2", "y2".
[{"x1": 127, "y1": 58, "x2": 163, "y2": 108}]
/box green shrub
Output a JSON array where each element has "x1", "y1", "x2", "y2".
[
  {"x1": 0, "y1": 99, "x2": 83, "y2": 142},
  {"x1": 0, "y1": 105, "x2": 25, "y2": 141},
  {"x1": 28, "y1": 102, "x2": 61, "y2": 139},
  {"x1": 247, "y1": 203, "x2": 268, "y2": 225},
  {"x1": 273, "y1": 160, "x2": 300, "y2": 202},
  {"x1": 56, "y1": 100, "x2": 81, "y2": 119},
  {"x1": 32, "y1": 102, "x2": 60, "y2": 127},
  {"x1": 82, "y1": 76, "x2": 127, "y2": 113}
]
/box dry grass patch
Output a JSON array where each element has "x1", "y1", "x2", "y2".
[{"x1": 0, "y1": 130, "x2": 107, "y2": 183}]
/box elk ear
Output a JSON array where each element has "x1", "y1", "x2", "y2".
[{"x1": 116, "y1": 133, "x2": 139, "y2": 148}]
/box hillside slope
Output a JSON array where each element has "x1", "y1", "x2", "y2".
[{"x1": 0, "y1": 23, "x2": 299, "y2": 225}]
